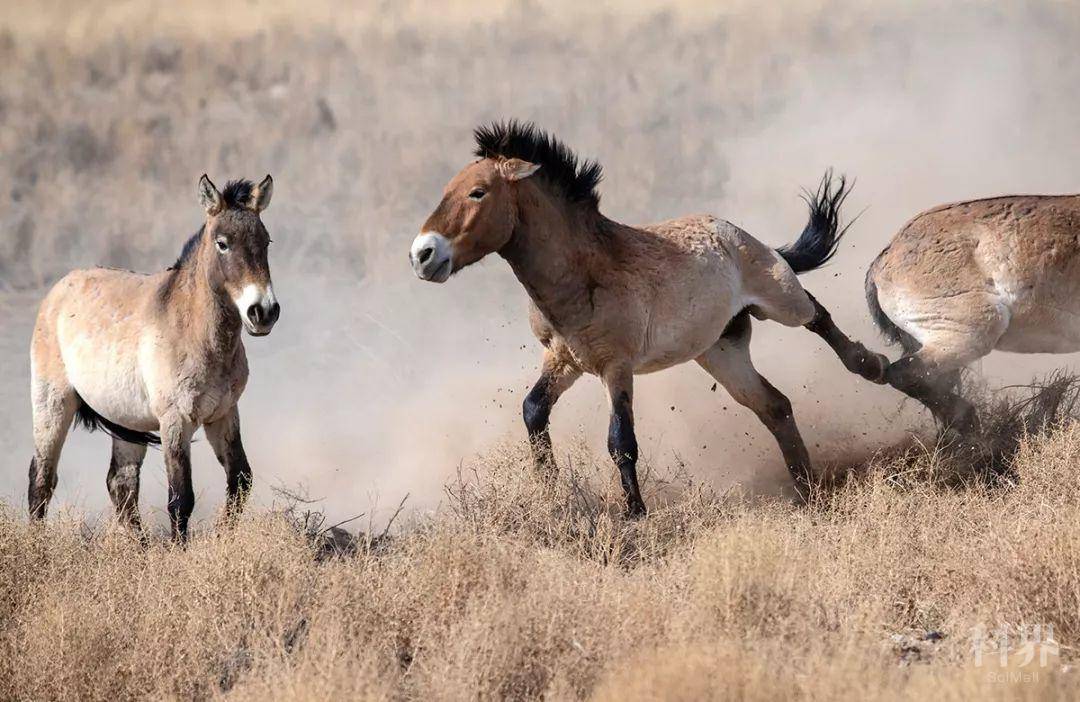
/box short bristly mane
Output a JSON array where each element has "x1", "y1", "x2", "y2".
[
  {"x1": 221, "y1": 179, "x2": 254, "y2": 210},
  {"x1": 166, "y1": 179, "x2": 254, "y2": 272},
  {"x1": 474, "y1": 121, "x2": 603, "y2": 207}
]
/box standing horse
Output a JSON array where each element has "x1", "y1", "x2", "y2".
[
  {"x1": 410, "y1": 122, "x2": 886, "y2": 515},
  {"x1": 29, "y1": 175, "x2": 280, "y2": 540},
  {"x1": 867, "y1": 193, "x2": 1080, "y2": 432}
]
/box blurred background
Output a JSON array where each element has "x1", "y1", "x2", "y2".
[{"x1": 1, "y1": 0, "x2": 1079, "y2": 527}]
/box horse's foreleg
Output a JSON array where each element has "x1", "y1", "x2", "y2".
[
  {"x1": 161, "y1": 418, "x2": 196, "y2": 542},
  {"x1": 602, "y1": 365, "x2": 646, "y2": 518},
  {"x1": 204, "y1": 406, "x2": 252, "y2": 523},
  {"x1": 107, "y1": 438, "x2": 146, "y2": 530},
  {"x1": 803, "y1": 292, "x2": 889, "y2": 384},
  {"x1": 522, "y1": 350, "x2": 582, "y2": 480}
]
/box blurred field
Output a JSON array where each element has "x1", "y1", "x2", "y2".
[{"x1": 2, "y1": 1, "x2": 1080, "y2": 698}]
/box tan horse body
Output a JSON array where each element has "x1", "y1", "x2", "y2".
[
  {"x1": 412, "y1": 122, "x2": 886, "y2": 514},
  {"x1": 29, "y1": 176, "x2": 280, "y2": 539},
  {"x1": 867, "y1": 194, "x2": 1080, "y2": 430}
]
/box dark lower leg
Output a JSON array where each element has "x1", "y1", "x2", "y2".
[
  {"x1": 165, "y1": 443, "x2": 194, "y2": 542},
  {"x1": 523, "y1": 375, "x2": 556, "y2": 476},
  {"x1": 224, "y1": 450, "x2": 253, "y2": 519},
  {"x1": 107, "y1": 459, "x2": 142, "y2": 528},
  {"x1": 27, "y1": 456, "x2": 57, "y2": 520},
  {"x1": 804, "y1": 292, "x2": 889, "y2": 384},
  {"x1": 754, "y1": 377, "x2": 815, "y2": 499},
  {"x1": 608, "y1": 390, "x2": 646, "y2": 518},
  {"x1": 885, "y1": 356, "x2": 978, "y2": 432}
]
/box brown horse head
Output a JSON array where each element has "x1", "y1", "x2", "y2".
[
  {"x1": 410, "y1": 121, "x2": 602, "y2": 282},
  {"x1": 196, "y1": 174, "x2": 280, "y2": 335}
]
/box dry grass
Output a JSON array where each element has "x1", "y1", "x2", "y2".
[{"x1": 2, "y1": 418, "x2": 1078, "y2": 700}]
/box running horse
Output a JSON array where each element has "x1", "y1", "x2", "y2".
[
  {"x1": 867, "y1": 192, "x2": 1080, "y2": 433},
  {"x1": 410, "y1": 121, "x2": 887, "y2": 515},
  {"x1": 28, "y1": 175, "x2": 281, "y2": 540}
]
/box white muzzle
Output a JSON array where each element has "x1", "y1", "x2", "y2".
[{"x1": 410, "y1": 232, "x2": 453, "y2": 283}]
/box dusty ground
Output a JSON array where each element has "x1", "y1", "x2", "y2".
[{"x1": 2, "y1": 1, "x2": 1080, "y2": 698}]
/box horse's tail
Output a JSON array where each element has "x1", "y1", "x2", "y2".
[
  {"x1": 74, "y1": 394, "x2": 161, "y2": 446},
  {"x1": 776, "y1": 169, "x2": 853, "y2": 274},
  {"x1": 864, "y1": 255, "x2": 915, "y2": 351}
]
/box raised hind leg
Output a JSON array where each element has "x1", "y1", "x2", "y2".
[
  {"x1": 205, "y1": 406, "x2": 253, "y2": 524},
  {"x1": 803, "y1": 291, "x2": 889, "y2": 383},
  {"x1": 28, "y1": 378, "x2": 77, "y2": 520},
  {"x1": 697, "y1": 312, "x2": 814, "y2": 500},
  {"x1": 108, "y1": 438, "x2": 146, "y2": 529},
  {"x1": 522, "y1": 348, "x2": 582, "y2": 479}
]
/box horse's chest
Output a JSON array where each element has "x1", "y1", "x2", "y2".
[{"x1": 171, "y1": 356, "x2": 248, "y2": 424}]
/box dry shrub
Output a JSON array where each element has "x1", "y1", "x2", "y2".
[{"x1": 2, "y1": 426, "x2": 1080, "y2": 700}]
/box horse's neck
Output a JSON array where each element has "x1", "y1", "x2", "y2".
[
  {"x1": 499, "y1": 195, "x2": 607, "y2": 332},
  {"x1": 166, "y1": 253, "x2": 243, "y2": 359}
]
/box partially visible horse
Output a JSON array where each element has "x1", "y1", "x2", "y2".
[
  {"x1": 411, "y1": 121, "x2": 886, "y2": 515},
  {"x1": 29, "y1": 175, "x2": 280, "y2": 540},
  {"x1": 867, "y1": 193, "x2": 1080, "y2": 433}
]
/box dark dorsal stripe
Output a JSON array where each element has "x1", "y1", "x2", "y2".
[{"x1": 474, "y1": 120, "x2": 603, "y2": 207}]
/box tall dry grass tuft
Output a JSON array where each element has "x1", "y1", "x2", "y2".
[{"x1": 2, "y1": 409, "x2": 1079, "y2": 700}]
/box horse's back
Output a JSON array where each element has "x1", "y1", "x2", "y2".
[{"x1": 643, "y1": 214, "x2": 813, "y2": 328}]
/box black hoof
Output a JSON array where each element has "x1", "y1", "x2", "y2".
[
  {"x1": 849, "y1": 347, "x2": 890, "y2": 385},
  {"x1": 625, "y1": 499, "x2": 648, "y2": 520}
]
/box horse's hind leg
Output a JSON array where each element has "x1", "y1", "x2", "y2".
[
  {"x1": 28, "y1": 378, "x2": 77, "y2": 519},
  {"x1": 803, "y1": 292, "x2": 889, "y2": 383},
  {"x1": 108, "y1": 438, "x2": 146, "y2": 529},
  {"x1": 697, "y1": 312, "x2": 814, "y2": 500}
]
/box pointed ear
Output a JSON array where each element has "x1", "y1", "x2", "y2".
[
  {"x1": 498, "y1": 158, "x2": 541, "y2": 182},
  {"x1": 249, "y1": 174, "x2": 273, "y2": 212},
  {"x1": 198, "y1": 174, "x2": 223, "y2": 215}
]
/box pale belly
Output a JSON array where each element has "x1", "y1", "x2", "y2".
[
  {"x1": 58, "y1": 318, "x2": 159, "y2": 431},
  {"x1": 635, "y1": 305, "x2": 739, "y2": 373}
]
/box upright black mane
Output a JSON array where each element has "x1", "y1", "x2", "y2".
[
  {"x1": 474, "y1": 121, "x2": 603, "y2": 207},
  {"x1": 221, "y1": 179, "x2": 254, "y2": 210}
]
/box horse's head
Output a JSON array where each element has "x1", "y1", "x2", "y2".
[
  {"x1": 198, "y1": 174, "x2": 281, "y2": 336},
  {"x1": 410, "y1": 156, "x2": 539, "y2": 283}
]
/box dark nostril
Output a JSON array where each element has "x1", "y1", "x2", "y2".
[
  {"x1": 247, "y1": 304, "x2": 263, "y2": 325},
  {"x1": 418, "y1": 246, "x2": 434, "y2": 265},
  {"x1": 267, "y1": 301, "x2": 281, "y2": 323}
]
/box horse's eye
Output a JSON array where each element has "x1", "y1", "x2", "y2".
[
  {"x1": 215, "y1": 239, "x2": 229, "y2": 253},
  {"x1": 468, "y1": 188, "x2": 486, "y2": 201}
]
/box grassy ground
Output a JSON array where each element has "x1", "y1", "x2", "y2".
[{"x1": 1, "y1": 422, "x2": 1077, "y2": 700}]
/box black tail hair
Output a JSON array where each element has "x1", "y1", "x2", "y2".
[
  {"x1": 74, "y1": 394, "x2": 161, "y2": 446},
  {"x1": 776, "y1": 169, "x2": 854, "y2": 274}
]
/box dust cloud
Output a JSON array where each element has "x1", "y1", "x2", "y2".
[{"x1": 1, "y1": 1, "x2": 1079, "y2": 527}]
